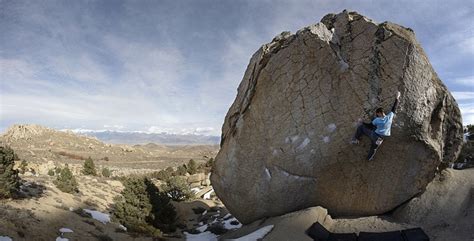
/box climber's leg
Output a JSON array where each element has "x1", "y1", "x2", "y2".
[
  {"x1": 367, "y1": 133, "x2": 384, "y2": 161},
  {"x1": 352, "y1": 123, "x2": 373, "y2": 144},
  {"x1": 367, "y1": 142, "x2": 379, "y2": 161}
]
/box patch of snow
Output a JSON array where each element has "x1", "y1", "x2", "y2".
[
  {"x1": 196, "y1": 224, "x2": 208, "y2": 232},
  {"x1": 223, "y1": 217, "x2": 242, "y2": 230},
  {"x1": 264, "y1": 168, "x2": 271, "y2": 180},
  {"x1": 223, "y1": 213, "x2": 232, "y2": 219},
  {"x1": 285, "y1": 137, "x2": 290, "y2": 143},
  {"x1": 0, "y1": 237, "x2": 12, "y2": 241},
  {"x1": 310, "y1": 149, "x2": 316, "y2": 154},
  {"x1": 184, "y1": 231, "x2": 218, "y2": 241},
  {"x1": 203, "y1": 189, "x2": 214, "y2": 200},
  {"x1": 191, "y1": 187, "x2": 201, "y2": 194},
  {"x1": 297, "y1": 138, "x2": 310, "y2": 150},
  {"x1": 327, "y1": 123, "x2": 337, "y2": 132},
  {"x1": 272, "y1": 149, "x2": 279, "y2": 156},
  {"x1": 56, "y1": 237, "x2": 69, "y2": 241},
  {"x1": 230, "y1": 225, "x2": 274, "y2": 241},
  {"x1": 83, "y1": 209, "x2": 110, "y2": 224},
  {"x1": 322, "y1": 136, "x2": 330, "y2": 143},
  {"x1": 119, "y1": 224, "x2": 127, "y2": 231},
  {"x1": 202, "y1": 210, "x2": 208, "y2": 216},
  {"x1": 59, "y1": 228, "x2": 73, "y2": 233}
]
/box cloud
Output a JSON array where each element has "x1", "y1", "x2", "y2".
[
  {"x1": 147, "y1": 126, "x2": 217, "y2": 136},
  {"x1": 459, "y1": 102, "x2": 474, "y2": 125},
  {"x1": 1, "y1": 0, "x2": 473, "y2": 133},
  {"x1": 452, "y1": 91, "x2": 474, "y2": 101},
  {"x1": 452, "y1": 76, "x2": 474, "y2": 86}
]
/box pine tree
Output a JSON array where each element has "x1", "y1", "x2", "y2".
[
  {"x1": 101, "y1": 167, "x2": 111, "y2": 177},
  {"x1": 145, "y1": 178, "x2": 177, "y2": 232},
  {"x1": 82, "y1": 157, "x2": 97, "y2": 176},
  {"x1": 0, "y1": 146, "x2": 20, "y2": 199},
  {"x1": 186, "y1": 159, "x2": 197, "y2": 175},
  {"x1": 112, "y1": 177, "x2": 176, "y2": 236},
  {"x1": 206, "y1": 157, "x2": 214, "y2": 167},
  {"x1": 54, "y1": 165, "x2": 79, "y2": 193},
  {"x1": 175, "y1": 165, "x2": 187, "y2": 176},
  {"x1": 160, "y1": 176, "x2": 194, "y2": 202}
]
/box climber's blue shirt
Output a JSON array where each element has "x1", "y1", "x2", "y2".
[{"x1": 372, "y1": 112, "x2": 395, "y2": 136}]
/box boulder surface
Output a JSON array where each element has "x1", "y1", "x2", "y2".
[{"x1": 211, "y1": 10, "x2": 464, "y2": 224}]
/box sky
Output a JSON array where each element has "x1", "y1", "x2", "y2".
[{"x1": 0, "y1": 0, "x2": 473, "y2": 136}]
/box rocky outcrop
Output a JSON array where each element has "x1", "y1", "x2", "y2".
[{"x1": 211, "y1": 10, "x2": 464, "y2": 224}]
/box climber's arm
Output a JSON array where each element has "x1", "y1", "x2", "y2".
[{"x1": 391, "y1": 91, "x2": 401, "y2": 113}]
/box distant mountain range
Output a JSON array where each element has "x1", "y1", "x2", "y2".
[{"x1": 71, "y1": 130, "x2": 221, "y2": 145}]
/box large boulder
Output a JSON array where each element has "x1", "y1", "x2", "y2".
[{"x1": 211, "y1": 10, "x2": 464, "y2": 224}]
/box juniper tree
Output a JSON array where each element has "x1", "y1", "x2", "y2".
[
  {"x1": 175, "y1": 165, "x2": 187, "y2": 176},
  {"x1": 112, "y1": 177, "x2": 176, "y2": 236},
  {"x1": 82, "y1": 157, "x2": 97, "y2": 176},
  {"x1": 54, "y1": 165, "x2": 79, "y2": 193},
  {"x1": 160, "y1": 176, "x2": 194, "y2": 202},
  {"x1": 0, "y1": 146, "x2": 20, "y2": 199},
  {"x1": 101, "y1": 167, "x2": 111, "y2": 178},
  {"x1": 186, "y1": 159, "x2": 197, "y2": 175}
]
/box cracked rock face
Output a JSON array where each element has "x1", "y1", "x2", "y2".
[{"x1": 211, "y1": 11, "x2": 464, "y2": 224}]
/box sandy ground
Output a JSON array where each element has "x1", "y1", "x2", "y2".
[
  {"x1": 0, "y1": 167, "x2": 471, "y2": 241},
  {"x1": 0, "y1": 174, "x2": 229, "y2": 241},
  {"x1": 0, "y1": 175, "x2": 143, "y2": 241}
]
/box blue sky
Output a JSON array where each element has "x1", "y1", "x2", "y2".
[{"x1": 1, "y1": 0, "x2": 473, "y2": 135}]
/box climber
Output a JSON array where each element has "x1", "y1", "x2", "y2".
[{"x1": 351, "y1": 91, "x2": 401, "y2": 160}]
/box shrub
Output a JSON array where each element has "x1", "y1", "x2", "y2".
[
  {"x1": 82, "y1": 157, "x2": 97, "y2": 176},
  {"x1": 186, "y1": 159, "x2": 197, "y2": 175},
  {"x1": 165, "y1": 167, "x2": 174, "y2": 176},
  {"x1": 19, "y1": 160, "x2": 28, "y2": 174},
  {"x1": 0, "y1": 146, "x2": 20, "y2": 199},
  {"x1": 54, "y1": 166, "x2": 62, "y2": 175},
  {"x1": 160, "y1": 176, "x2": 194, "y2": 202},
  {"x1": 103, "y1": 156, "x2": 109, "y2": 162},
  {"x1": 175, "y1": 165, "x2": 187, "y2": 176},
  {"x1": 54, "y1": 165, "x2": 79, "y2": 193},
  {"x1": 153, "y1": 170, "x2": 171, "y2": 181},
  {"x1": 457, "y1": 140, "x2": 473, "y2": 166},
  {"x1": 206, "y1": 158, "x2": 214, "y2": 168},
  {"x1": 112, "y1": 177, "x2": 177, "y2": 236},
  {"x1": 101, "y1": 167, "x2": 112, "y2": 178},
  {"x1": 47, "y1": 169, "x2": 55, "y2": 176},
  {"x1": 466, "y1": 124, "x2": 473, "y2": 134}
]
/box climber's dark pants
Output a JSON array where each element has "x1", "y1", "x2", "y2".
[{"x1": 354, "y1": 123, "x2": 385, "y2": 160}]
